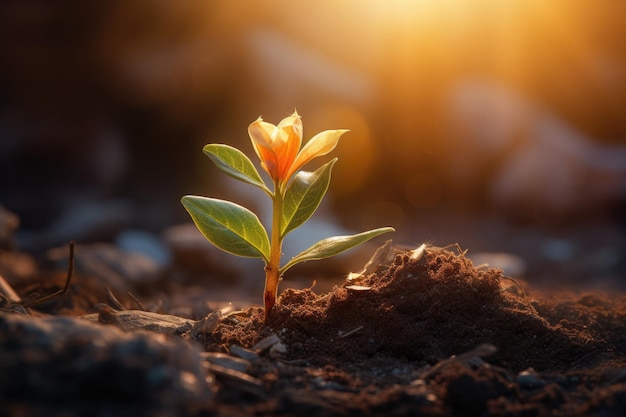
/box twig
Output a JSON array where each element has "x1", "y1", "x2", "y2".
[
  {"x1": 105, "y1": 288, "x2": 126, "y2": 311},
  {"x1": 339, "y1": 325, "x2": 364, "y2": 339},
  {"x1": 127, "y1": 291, "x2": 145, "y2": 311},
  {"x1": 501, "y1": 275, "x2": 539, "y2": 316},
  {"x1": 0, "y1": 273, "x2": 21, "y2": 304},
  {"x1": 21, "y1": 241, "x2": 75, "y2": 308}
]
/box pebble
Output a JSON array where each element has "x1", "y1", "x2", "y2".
[
  {"x1": 517, "y1": 368, "x2": 546, "y2": 389},
  {"x1": 115, "y1": 229, "x2": 172, "y2": 267},
  {"x1": 269, "y1": 341, "x2": 287, "y2": 359}
]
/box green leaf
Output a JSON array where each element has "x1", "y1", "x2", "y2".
[
  {"x1": 281, "y1": 158, "x2": 336, "y2": 238},
  {"x1": 281, "y1": 227, "x2": 395, "y2": 273},
  {"x1": 203, "y1": 144, "x2": 270, "y2": 194},
  {"x1": 181, "y1": 195, "x2": 270, "y2": 261}
]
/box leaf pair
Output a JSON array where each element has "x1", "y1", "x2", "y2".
[
  {"x1": 189, "y1": 143, "x2": 333, "y2": 248},
  {"x1": 181, "y1": 144, "x2": 393, "y2": 272}
]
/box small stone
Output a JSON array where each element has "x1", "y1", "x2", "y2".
[
  {"x1": 464, "y1": 356, "x2": 485, "y2": 368},
  {"x1": 115, "y1": 229, "x2": 172, "y2": 267},
  {"x1": 270, "y1": 341, "x2": 287, "y2": 359},
  {"x1": 517, "y1": 368, "x2": 546, "y2": 389},
  {"x1": 191, "y1": 311, "x2": 220, "y2": 339}
]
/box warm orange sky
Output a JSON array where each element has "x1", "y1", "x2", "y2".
[{"x1": 1, "y1": 1, "x2": 624, "y2": 226}]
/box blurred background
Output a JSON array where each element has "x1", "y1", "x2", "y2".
[{"x1": 1, "y1": 0, "x2": 625, "y2": 302}]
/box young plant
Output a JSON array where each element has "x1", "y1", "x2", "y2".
[{"x1": 181, "y1": 111, "x2": 394, "y2": 321}]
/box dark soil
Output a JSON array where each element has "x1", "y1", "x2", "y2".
[{"x1": 3, "y1": 245, "x2": 626, "y2": 416}]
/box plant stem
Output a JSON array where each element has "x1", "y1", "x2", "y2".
[{"x1": 264, "y1": 179, "x2": 283, "y2": 322}]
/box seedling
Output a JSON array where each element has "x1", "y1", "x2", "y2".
[{"x1": 182, "y1": 111, "x2": 394, "y2": 321}]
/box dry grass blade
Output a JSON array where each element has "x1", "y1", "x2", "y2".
[
  {"x1": 501, "y1": 275, "x2": 539, "y2": 316},
  {"x1": 0, "y1": 273, "x2": 21, "y2": 304},
  {"x1": 338, "y1": 325, "x2": 364, "y2": 338},
  {"x1": 21, "y1": 241, "x2": 75, "y2": 308},
  {"x1": 127, "y1": 291, "x2": 145, "y2": 310},
  {"x1": 105, "y1": 288, "x2": 126, "y2": 311}
]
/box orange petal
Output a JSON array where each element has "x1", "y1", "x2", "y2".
[
  {"x1": 248, "y1": 118, "x2": 281, "y2": 178},
  {"x1": 248, "y1": 118, "x2": 277, "y2": 150},
  {"x1": 275, "y1": 112, "x2": 302, "y2": 180},
  {"x1": 286, "y1": 129, "x2": 349, "y2": 181}
]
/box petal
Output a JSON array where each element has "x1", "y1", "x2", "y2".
[
  {"x1": 278, "y1": 110, "x2": 301, "y2": 126},
  {"x1": 249, "y1": 118, "x2": 278, "y2": 149},
  {"x1": 277, "y1": 111, "x2": 303, "y2": 146},
  {"x1": 275, "y1": 112, "x2": 303, "y2": 180},
  {"x1": 285, "y1": 129, "x2": 349, "y2": 181},
  {"x1": 248, "y1": 117, "x2": 280, "y2": 178}
]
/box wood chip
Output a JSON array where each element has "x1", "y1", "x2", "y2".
[
  {"x1": 191, "y1": 311, "x2": 220, "y2": 339},
  {"x1": 409, "y1": 243, "x2": 427, "y2": 261},
  {"x1": 204, "y1": 363, "x2": 265, "y2": 398},
  {"x1": 252, "y1": 334, "x2": 281, "y2": 351},
  {"x1": 83, "y1": 309, "x2": 194, "y2": 335},
  {"x1": 230, "y1": 344, "x2": 259, "y2": 361},
  {"x1": 345, "y1": 285, "x2": 371, "y2": 292},
  {"x1": 346, "y1": 272, "x2": 364, "y2": 282},
  {"x1": 202, "y1": 352, "x2": 250, "y2": 373},
  {"x1": 360, "y1": 239, "x2": 394, "y2": 275}
]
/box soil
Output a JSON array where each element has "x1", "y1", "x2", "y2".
[{"x1": 2, "y1": 244, "x2": 626, "y2": 416}]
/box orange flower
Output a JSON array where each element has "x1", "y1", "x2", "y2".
[
  {"x1": 248, "y1": 110, "x2": 348, "y2": 187},
  {"x1": 248, "y1": 111, "x2": 302, "y2": 183}
]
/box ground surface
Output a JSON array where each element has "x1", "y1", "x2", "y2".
[{"x1": 2, "y1": 244, "x2": 626, "y2": 416}]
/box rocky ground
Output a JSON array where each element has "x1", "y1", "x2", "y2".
[{"x1": 2, "y1": 234, "x2": 626, "y2": 416}]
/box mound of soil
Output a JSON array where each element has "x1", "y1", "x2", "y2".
[{"x1": 208, "y1": 245, "x2": 626, "y2": 416}]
